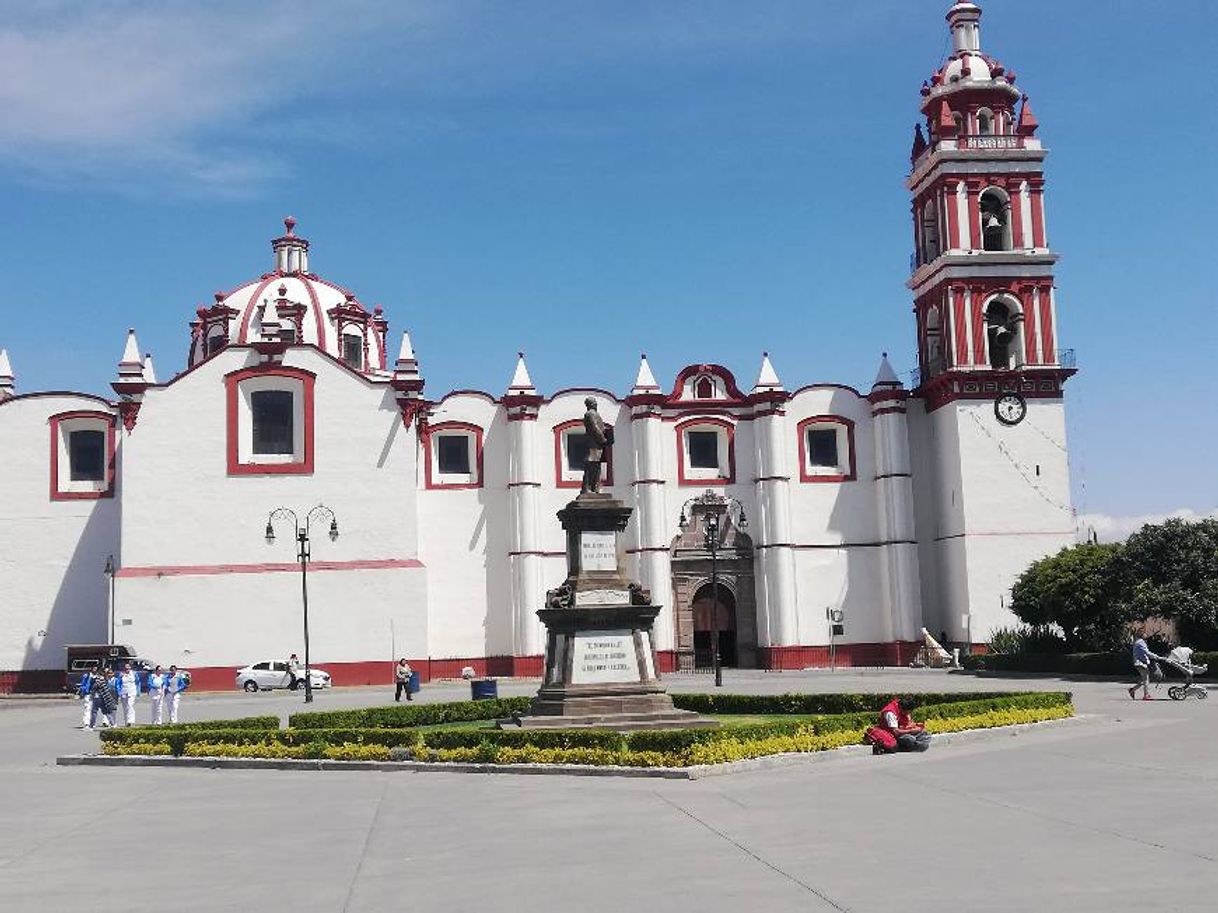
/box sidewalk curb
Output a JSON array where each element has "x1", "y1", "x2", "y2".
[{"x1": 57, "y1": 714, "x2": 1090, "y2": 780}]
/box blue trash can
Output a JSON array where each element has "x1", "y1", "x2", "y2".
[
  {"x1": 408, "y1": 670, "x2": 421, "y2": 694},
  {"x1": 471, "y1": 678, "x2": 498, "y2": 701}
]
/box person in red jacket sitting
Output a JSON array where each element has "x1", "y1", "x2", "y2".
[{"x1": 868, "y1": 697, "x2": 932, "y2": 754}]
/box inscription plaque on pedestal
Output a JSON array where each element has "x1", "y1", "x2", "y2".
[
  {"x1": 570, "y1": 630, "x2": 639, "y2": 684},
  {"x1": 580, "y1": 531, "x2": 617, "y2": 571}
]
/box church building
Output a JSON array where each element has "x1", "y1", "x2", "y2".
[{"x1": 0, "y1": 3, "x2": 1077, "y2": 691}]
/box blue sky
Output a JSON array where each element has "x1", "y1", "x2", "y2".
[{"x1": 1, "y1": 1, "x2": 1215, "y2": 526}]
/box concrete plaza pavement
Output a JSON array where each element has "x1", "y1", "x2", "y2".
[{"x1": 1, "y1": 670, "x2": 1214, "y2": 912}]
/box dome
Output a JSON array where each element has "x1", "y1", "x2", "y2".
[
  {"x1": 941, "y1": 53, "x2": 992, "y2": 84},
  {"x1": 188, "y1": 218, "x2": 390, "y2": 375}
]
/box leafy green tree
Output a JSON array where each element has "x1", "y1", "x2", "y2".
[
  {"x1": 1009, "y1": 542, "x2": 1129, "y2": 651},
  {"x1": 1120, "y1": 519, "x2": 1218, "y2": 648}
]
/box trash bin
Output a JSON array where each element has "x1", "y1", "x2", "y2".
[
  {"x1": 408, "y1": 670, "x2": 421, "y2": 694},
  {"x1": 470, "y1": 678, "x2": 498, "y2": 701}
]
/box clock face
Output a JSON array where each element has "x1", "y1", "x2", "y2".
[{"x1": 995, "y1": 393, "x2": 1027, "y2": 426}]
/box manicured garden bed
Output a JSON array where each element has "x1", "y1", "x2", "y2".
[{"x1": 98, "y1": 691, "x2": 1073, "y2": 768}]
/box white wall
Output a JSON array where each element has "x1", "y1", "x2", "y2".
[
  {"x1": 0, "y1": 394, "x2": 120, "y2": 670},
  {"x1": 116, "y1": 347, "x2": 423, "y2": 668}
]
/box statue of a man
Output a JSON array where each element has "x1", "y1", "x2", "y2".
[{"x1": 580, "y1": 397, "x2": 611, "y2": 494}]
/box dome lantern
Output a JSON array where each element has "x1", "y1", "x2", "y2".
[{"x1": 271, "y1": 215, "x2": 310, "y2": 274}]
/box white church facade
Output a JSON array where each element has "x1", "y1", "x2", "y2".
[{"x1": 0, "y1": 3, "x2": 1077, "y2": 691}]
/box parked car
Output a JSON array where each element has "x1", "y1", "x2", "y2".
[{"x1": 235, "y1": 661, "x2": 331, "y2": 692}]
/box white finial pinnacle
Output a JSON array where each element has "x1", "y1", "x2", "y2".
[
  {"x1": 120, "y1": 328, "x2": 141, "y2": 365},
  {"x1": 753, "y1": 352, "x2": 782, "y2": 392},
  {"x1": 873, "y1": 352, "x2": 902, "y2": 388},
  {"x1": 632, "y1": 353, "x2": 659, "y2": 392},
  {"x1": 397, "y1": 330, "x2": 416, "y2": 365},
  {"x1": 142, "y1": 353, "x2": 157, "y2": 385},
  {"x1": 0, "y1": 348, "x2": 14, "y2": 399},
  {"x1": 508, "y1": 351, "x2": 535, "y2": 392}
]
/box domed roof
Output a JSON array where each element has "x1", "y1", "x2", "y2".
[
  {"x1": 922, "y1": 2, "x2": 1020, "y2": 107},
  {"x1": 188, "y1": 218, "x2": 390, "y2": 375}
]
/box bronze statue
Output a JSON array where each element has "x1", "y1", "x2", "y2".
[{"x1": 580, "y1": 397, "x2": 611, "y2": 494}]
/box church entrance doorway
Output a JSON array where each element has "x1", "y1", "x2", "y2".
[
  {"x1": 692, "y1": 583, "x2": 737, "y2": 669},
  {"x1": 669, "y1": 491, "x2": 757, "y2": 671}
]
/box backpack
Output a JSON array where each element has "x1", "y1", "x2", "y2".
[{"x1": 865, "y1": 726, "x2": 898, "y2": 754}]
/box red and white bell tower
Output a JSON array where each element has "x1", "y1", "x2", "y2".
[{"x1": 907, "y1": 2, "x2": 1077, "y2": 644}]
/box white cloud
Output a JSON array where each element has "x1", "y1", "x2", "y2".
[
  {"x1": 1077, "y1": 508, "x2": 1218, "y2": 544},
  {"x1": 0, "y1": 1, "x2": 440, "y2": 194},
  {"x1": 0, "y1": 0, "x2": 898, "y2": 195}
]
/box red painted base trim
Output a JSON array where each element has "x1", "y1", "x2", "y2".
[
  {"x1": 0, "y1": 669, "x2": 66, "y2": 694},
  {"x1": 758, "y1": 641, "x2": 924, "y2": 670}
]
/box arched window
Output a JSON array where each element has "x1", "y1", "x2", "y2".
[
  {"x1": 920, "y1": 201, "x2": 940, "y2": 263},
  {"x1": 977, "y1": 108, "x2": 994, "y2": 136},
  {"x1": 985, "y1": 298, "x2": 1023, "y2": 370},
  {"x1": 694, "y1": 376, "x2": 714, "y2": 399},
  {"x1": 980, "y1": 188, "x2": 1013, "y2": 252},
  {"x1": 925, "y1": 305, "x2": 944, "y2": 374}
]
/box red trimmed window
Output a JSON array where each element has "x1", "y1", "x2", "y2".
[
  {"x1": 226, "y1": 366, "x2": 315, "y2": 475},
  {"x1": 425, "y1": 421, "x2": 484, "y2": 489},
  {"x1": 49, "y1": 411, "x2": 117, "y2": 500},
  {"x1": 553, "y1": 419, "x2": 614, "y2": 489},
  {"x1": 675, "y1": 417, "x2": 735, "y2": 486},
  {"x1": 797, "y1": 415, "x2": 856, "y2": 483}
]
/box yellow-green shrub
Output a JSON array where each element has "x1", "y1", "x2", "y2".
[
  {"x1": 922, "y1": 704, "x2": 1073, "y2": 734},
  {"x1": 101, "y1": 741, "x2": 172, "y2": 756},
  {"x1": 323, "y1": 743, "x2": 391, "y2": 761},
  {"x1": 183, "y1": 741, "x2": 308, "y2": 759}
]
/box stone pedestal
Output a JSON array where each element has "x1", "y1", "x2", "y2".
[{"x1": 506, "y1": 493, "x2": 714, "y2": 731}]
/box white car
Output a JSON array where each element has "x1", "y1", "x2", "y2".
[{"x1": 235, "y1": 661, "x2": 331, "y2": 693}]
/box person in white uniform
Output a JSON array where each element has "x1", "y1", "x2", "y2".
[
  {"x1": 146, "y1": 665, "x2": 167, "y2": 725},
  {"x1": 77, "y1": 669, "x2": 97, "y2": 729},
  {"x1": 165, "y1": 665, "x2": 189, "y2": 723},
  {"x1": 115, "y1": 662, "x2": 140, "y2": 726}
]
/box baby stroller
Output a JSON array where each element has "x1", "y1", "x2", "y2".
[{"x1": 1155, "y1": 647, "x2": 1208, "y2": 701}]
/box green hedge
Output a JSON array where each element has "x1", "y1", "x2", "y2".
[
  {"x1": 670, "y1": 691, "x2": 1022, "y2": 715},
  {"x1": 288, "y1": 697, "x2": 533, "y2": 730},
  {"x1": 154, "y1": 716, "x2": 280, "y2": 731},
  {"x1": 963, "y1": 652, "x2": 1216, "y2": 676}
]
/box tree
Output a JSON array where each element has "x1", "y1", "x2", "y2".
[
  {"x1": 1009, "y1": 542, "x2": 1129, "y2": 651},
  {"x1": 1120, "y1": 519, "x2": 1218, "y2": 649}
]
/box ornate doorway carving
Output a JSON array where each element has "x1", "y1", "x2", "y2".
[{"x1": 670, "y1": 492, "x2": 756, "y2": 671}]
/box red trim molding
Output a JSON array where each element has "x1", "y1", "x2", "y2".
[
  {"x1": 116, "y1": 558, "x2": 424, "y2": 578},
  {"x1": 674, "y1": 416, "x2": 736, "y2": 486},
  {"x1": 225, "y1": 365, "x2": 316, "y2": 476},
  {"x1": 759, "y1": 641, "x2": 922, "y2": 670},
  {"x1": 552, "y1": 418, "x2": 614, "y2": 489},
  {"x1": 49, "y1": 410, "x2": 117, "y2": 501},
  {"x1": 423, "y1": 421, "x2": 485, "y2": 489},
  {"x1": 796, "y1": 414, "x2": 857, "y2": 483}
]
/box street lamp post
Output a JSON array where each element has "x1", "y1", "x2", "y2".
[
  {"x1": 265, "y1": 505, "x2": 339, "y2": 704},
  {"x1": 679, "y1": 492, "x2": 747, "y2": 688},
  {"x1": 103, "y1": 555, "x2": 116, "y2": 644}
]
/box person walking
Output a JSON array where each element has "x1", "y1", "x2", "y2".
[
  {"x1": 146, "y1": 665, "x2": 167, "y2": 725},
  {"x1": 286, "y1": 653, "x2": 301, "y2": 690},
  {"x1": 76, "y1": 668, "x2": 96, "y2": 729},
  {"x1": 165, "y1": 665, "x2": 189, "y2": 723},
  {"x1": 1129, "y1": 636, "x2": 1160, "y2": 701},
  {"x1": 114, "y1": 662, "x2": 140, "y2": 726},
  {"x1": 394, "y1": 658, "x2": 414, "y2": 702},
  {"x1": 91, "y1": 668, "x2": 118, "y2": 729}
]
